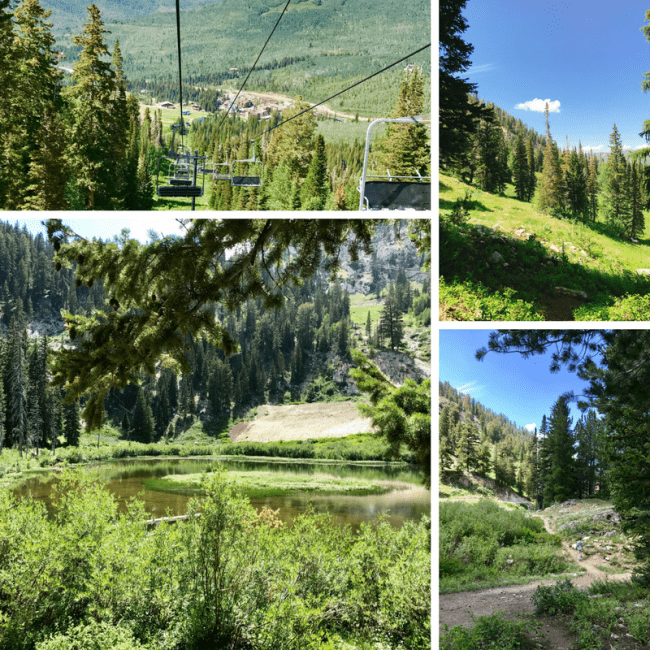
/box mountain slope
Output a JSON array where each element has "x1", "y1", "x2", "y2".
[
  {"x1": 47, "y1": 0, "x2": 431, "y2": 117},
  {"x1": 439, "y1": 171, "x2": 650, "y2": 320}
]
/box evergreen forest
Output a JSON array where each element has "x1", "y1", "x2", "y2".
[
  {"x1": 1, "y1": 0, "x2": 431, "y2": 211},
  {"x1": 439, "y1": 380, "x2": 607, "y2": 509},
  {"x1": 0, "y1": 220, "x2": 430, "y2": 455}
]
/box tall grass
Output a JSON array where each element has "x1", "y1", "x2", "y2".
[{"x1": 440, "y1": 500, "x2": 572, "y2": 593}]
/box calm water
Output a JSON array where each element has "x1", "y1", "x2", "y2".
[{"x1": 14, "y1": 457, "x2": 431, "y2": 529}]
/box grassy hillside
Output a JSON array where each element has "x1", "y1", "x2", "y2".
[
  {"x1": 48, "y1": 0, "x2": 431, "y2": 118},
  {"x1": 439, "y1": 171, "x2": 650, "y2": 320}
]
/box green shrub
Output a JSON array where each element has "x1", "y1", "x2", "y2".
[
  {"x1": 627, "y1": 609, "x2": 650, "y2": 645},
  {"x1": 36, "y1": 621, "x2": 143, "y2": 650},
  {"x1": 440, "y1": 556, "x2": 464, "y2": 577},
  {"x1": 532, "y1": 579, "x2": 588, "y2": 615},
  {"x1": 441, "y1": 613, "x2": 537, "y2": 650}
]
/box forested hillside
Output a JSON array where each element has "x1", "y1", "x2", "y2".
[
  {"x1": 47, "y1": 0, "x2": 431, "y2": 117},
  {"x1": 0, "y1": 220, "x2": 430, "y2": 454},
  {"x1": 439, "y1": 380, "x2": 606, "y2": 508}
]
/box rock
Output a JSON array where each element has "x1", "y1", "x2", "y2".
[
  {"x1": 554, "y1": 287, "x2": 588, "y2": 300},
  {"x1": 550, "y1": 244, "x2": 561, "y2": 253},
  {"x1": 637, "y1": 269, "x2": 650, "y2": 275},
  {"x1": 490, "y1": 251, "x2": 503, "y2": 263}
]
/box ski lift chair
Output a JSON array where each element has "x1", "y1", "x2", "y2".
[
  {"x1": 358, "y1": 170, "x2": 431, "y2": 210},
  {"x1": 231, "y1": 143, "x2": 263, "y2": 187},
  {"x1": 197, "y1": 157, "x2": 215, "y2": 175},
  {"x1": 169, "y1": 160, "x2": 192, "y2": 186},
  {"x1": 357, "y1": 115, "x2": 431, "y2": 211},
  {"x1": 155, "y1": 154, "x2": 205, "y2": 198},
  {"x1": 212, "y1": 155, "x2": 232, "y2": 181}
]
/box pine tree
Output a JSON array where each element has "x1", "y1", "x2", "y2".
[
  {"x1": 439, "y1": 0, "x2": 484, "y2": 170},
  {"x1": 540, "y1": 396, "x2": 576, "y2": 507},
  {"x1": 301, "y1": 134, "x2": 329, "y2": 209},
  {"x1": 526, "y1": 135, "x2": 537, "y2": 201},
  {"x1": 63, "y1": 399, "x2": 80, "y2": 447},
  {"x1": 565, "y1": 146, "x2": 588, "y2": 220},
  {"x1": 131, "y1": 387, "x2": 154, "y2": 443},
  {"x1": 378, "y1": 297, "x2": 403, "y2": 350},
  {"x1": 264, "y1": 97, "x2": 315, "y2": 180},
  {"x1": 587, "y1": 155, "x2": 599, "y2": 222},
  {"x1": 265, "y1": 162, "x2": 294, "y2": 211},
  {"x1": 538, "y1": 104, "x2": 565, "y2": 216},
  {"x1": 604, "y1": 124, "x2": 630, "y2": 233},
  {"x1": 457, "y1": 422, "x2": 480, "y2": 472},
  {"x1": 2, "y1": 0, "x2": 62, "y2": 209},
  {"x1": 630, "y1": 159, "x2": 645, "y2": 238},
  {"x1": 375, "y1": 65, "x2": 429, "y2": 176},
  {"x1": 64, "y1": 4, "x2": 124, "y2": 209},
  {"x1": 512, "y1": 129, "x2": 529, "y2": 201}
]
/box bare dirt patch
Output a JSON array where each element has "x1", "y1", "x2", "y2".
[{"x1": 228, "y1": 402, "x2": 373, "y2": 443}]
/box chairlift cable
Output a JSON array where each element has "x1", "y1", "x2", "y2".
[
  {"x1": 174, "y1": 0, "x2": 188, "y2": 150},
  {"x1": 216, "y1": 0, "x2": 292, "y2": 131},
  {"x1": 253, "y1": 43, "x2": 431, "y2": 143}
]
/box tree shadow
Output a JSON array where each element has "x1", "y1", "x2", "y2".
[
  {"x1": 439, "y1": 221, "x2": 650, "y2": 321},
  {"x1": 439, "y1": 198, "x2": 494, "y2": 213}
]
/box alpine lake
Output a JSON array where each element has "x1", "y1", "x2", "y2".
[{"x1": 13, "y1": 456, "x2": 430, "y2": 529}]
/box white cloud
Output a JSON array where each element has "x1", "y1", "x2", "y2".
[
  {"x1": 468, "y1": 63, "x2": 494, "y2": 75},
  {"x1": 582, "y1": 145, "x2": 605, "y2": 152},
  {"x1": 515, "y1": 98, "x2": 561, "y2": 113},
  {"x1": 455, "y1": 381, "x2": 481, "y2": 394},
  {"x1": 525, "y1": 423, "x2": 537, "y2": 432}
]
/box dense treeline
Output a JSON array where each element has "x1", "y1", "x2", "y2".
[
  {"x1": 50, "y1": 0, "x2": 431, "y2": 118},
  {"x1": 439, "y1": 381, "x2": 609, "y2": 508},
  {"x1": 0, "y1": 221, "x2": 429, "y2": 453},
  {"x1": 0, "y1": 0, "x2": 163, "y2": 210},
  {"x1": 194, "y1": 66, "x2": 429, "y2": 211},
  {"x1": 0, "y1": 222, "x2": 107, "y2": 325}
]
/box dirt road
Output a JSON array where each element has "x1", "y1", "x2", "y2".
[{"x1": 439, "y1": 509, "x2": 632, "y2": 648}]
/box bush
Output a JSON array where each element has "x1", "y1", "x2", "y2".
[
  {"x1": 36, "y1": 621, "x2": 143, "y2": 650},
  {"x1": 441, "y1": 613, "x2": 537, "y2": 650},
  {"x1": 532, "y1": 579, "x2": 588, "y2": 615}
]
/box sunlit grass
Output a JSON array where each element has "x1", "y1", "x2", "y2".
[{"x1": 145, "y1": 469, "x2": 400, "y2": 498}]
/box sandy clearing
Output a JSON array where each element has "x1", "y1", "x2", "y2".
[{"x1": 229, "y1": 401, "x2": 374, "y2": 443}]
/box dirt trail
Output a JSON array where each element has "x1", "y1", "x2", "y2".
[{"x1": 439, "y1": 509, "x2": 632, "y2": 648}]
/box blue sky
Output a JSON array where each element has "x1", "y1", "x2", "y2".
[
  {"x1": 462, "y1": 0, "x2": 650, "y2": 154},
  {"x1": 13, "y1": 218, "x2": 187, "y2": 243},
  {"x1": 439, "y1": 329, "x2": 593, "y2": 433}
]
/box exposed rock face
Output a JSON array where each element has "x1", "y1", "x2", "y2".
[{"x1": 336, "y1": 221, "x2": 428, "y2": 295}]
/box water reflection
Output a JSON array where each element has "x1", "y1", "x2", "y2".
[{"x1": 14, "y1": 457, "x2": 430, "y2": 529}]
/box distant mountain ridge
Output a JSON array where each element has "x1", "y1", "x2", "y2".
[{"x1": 43, "y1": 0, "x2": 430, "y2": 117}]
